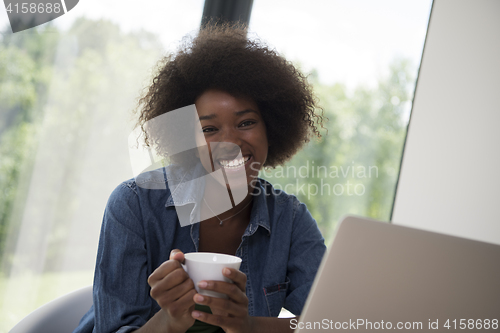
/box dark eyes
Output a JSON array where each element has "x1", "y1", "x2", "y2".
[
  {"x1": 202, "y1": 120, "x2": 257, "y2": 133},
  {"x1": 202, "y1": 127, "x2": 216, "y2": 133},
  {"x1": 240, "y1": 120, "x2": 256, "y2": 127}
]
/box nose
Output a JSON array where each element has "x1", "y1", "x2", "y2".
[
  {"x1": 211, "y1": 127, "x2": 242, "y2": 159},
  {"x1": 219, "y1": 126, "x2": 242, "y2": 148}
]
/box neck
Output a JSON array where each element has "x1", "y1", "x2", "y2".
[{"x1": 201, "y1": 179, "x2": 254, "y2": 226}]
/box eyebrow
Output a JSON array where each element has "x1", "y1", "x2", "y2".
[{"x1": 198, "y1": 109, "x2": 258, "y2": 121}]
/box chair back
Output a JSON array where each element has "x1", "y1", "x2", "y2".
[{"x1": 9, "y1": 285, "x2": 93, "y2": 333}]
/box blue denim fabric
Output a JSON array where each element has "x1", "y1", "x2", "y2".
[{"x1": 73, "y1": 168, "x2": 326, "y2": 333}]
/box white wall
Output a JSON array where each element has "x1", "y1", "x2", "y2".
[{"x1": 392, "y1": 0, "x2": 500, "y2": 245}]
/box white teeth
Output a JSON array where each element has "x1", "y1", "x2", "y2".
[{"x1": 219, "y1": 156, "x2": 250, "y2": 169}]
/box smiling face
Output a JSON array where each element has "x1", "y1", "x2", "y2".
[{"x1": 195, "y1": 89, "x2": 268, "y2": 189}]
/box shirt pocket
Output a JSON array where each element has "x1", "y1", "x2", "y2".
[{"x1": 263, "y1": 279, "x2": 289, "y2": 317}]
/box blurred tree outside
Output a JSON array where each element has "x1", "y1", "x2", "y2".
[
  {"x1": 0, "y1": 18, "x2": 416, "y2": 268},
  {"x1": 0, "y1": 25, "x2": 59, "y2": 269},
  {"x1": 0, "y1": 16, "x2": 417, "y2": 331},
  {"x1": 0, "y1": 18, "x2": 164, "y2": 330},
  {"x1": 0, "y1": 18, "x2": 414, "y2": 331},
  {"x1": 261, "y1": 59, "x2": 415, "y2": 242},
  {"x1": 0, "y1": 18, "x2": 163, "y2": 274}
]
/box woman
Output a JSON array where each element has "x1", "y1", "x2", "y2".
[{"x1": 74, "y1": 24, "x2": 326, "y2": 333}]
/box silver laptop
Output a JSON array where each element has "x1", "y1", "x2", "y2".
[{"x1": 295, "y1": 216, "x2": 500, "y2": 332}]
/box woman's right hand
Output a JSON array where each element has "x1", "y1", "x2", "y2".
[{"x1": 148, "y1": 249, "x2": 197, "y2": 333}]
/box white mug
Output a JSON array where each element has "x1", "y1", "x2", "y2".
[{"x1": 182, "y1": 252, "x2": 242, "y2": 299}]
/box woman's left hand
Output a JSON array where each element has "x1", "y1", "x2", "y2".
[{"x1": 191, "y1": 268, "x2": 254, "y2": 333}]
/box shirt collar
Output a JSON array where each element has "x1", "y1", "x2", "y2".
[
  {"x1": 245, "y1": 179, "x2": 271, "y2": 236},
  {"x1": 164, "y1": 164, "x2": 271, "y2": 235},
  {"x1": 164, "y1": 163, "x2": 204, "y2": 208}
]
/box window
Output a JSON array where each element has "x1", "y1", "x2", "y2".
[
  {"x1": 0, "y1": 1, "x2": 203, "y2": 329},
  {"x1": 250, "y1": 0, "x2": 432, "y2": 239},
  {"x1": 0, "y1": 0, "x2": 431, "y2": 329}
]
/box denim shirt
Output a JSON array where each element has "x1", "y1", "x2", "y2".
[{"x1": 74, "y1": 169, "x2": 326, "y2": 333}]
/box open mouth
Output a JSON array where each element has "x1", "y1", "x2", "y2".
[{"x1": 218, "y1": 155, "x2": 251, "y2": 169}]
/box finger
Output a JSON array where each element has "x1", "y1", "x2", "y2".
[
  {"x1": 193, "y1": 293, "x2": 246, "y2": 317},
  {"x1": 169, "y1": 249, "x2": 185, "y2": 263},
  {"x1": 150, "y1": 267, "x2": 190, "y2": 299},
  {"x1": 191, "y1": 310, "x2": 239, "y2": 330},
  {"x1": 167, "y1": 288, "x2": 197, "y2": 318},
  {"x1": 222, "y1": 268, "x2": 247, "y2": 292},
  {"x1": 163, "y1": 277, "x2": 196, "y2": 304},
  {"x1": 210, "y1": 306, "x2": 230, "y2": 318},
  {"x1": 197, "y1": 280, "x2": 248, "y2": 304},
  {"x1": 176, "y1": 287, "x2": 197, "y2": 309},
  {"x1": 148, "y1": 260, "x2": 182, "y2": 286},
  {"x1": 162, "y1": 267, "x2": 191, "y2": 290},
  {"x1": 148, "y1": 259, "x2": 183, "y2": 285}
]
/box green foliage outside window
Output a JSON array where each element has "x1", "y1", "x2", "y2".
[
  {"x1": 261, "y1": 60, "x2": 413, "y2": 242},
  {"x1": 0, "y1": 18, "x2": 417, "y2": 331},
  {"x1": 0, "y1": 18, "x2": 415, "y2": 268}
]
